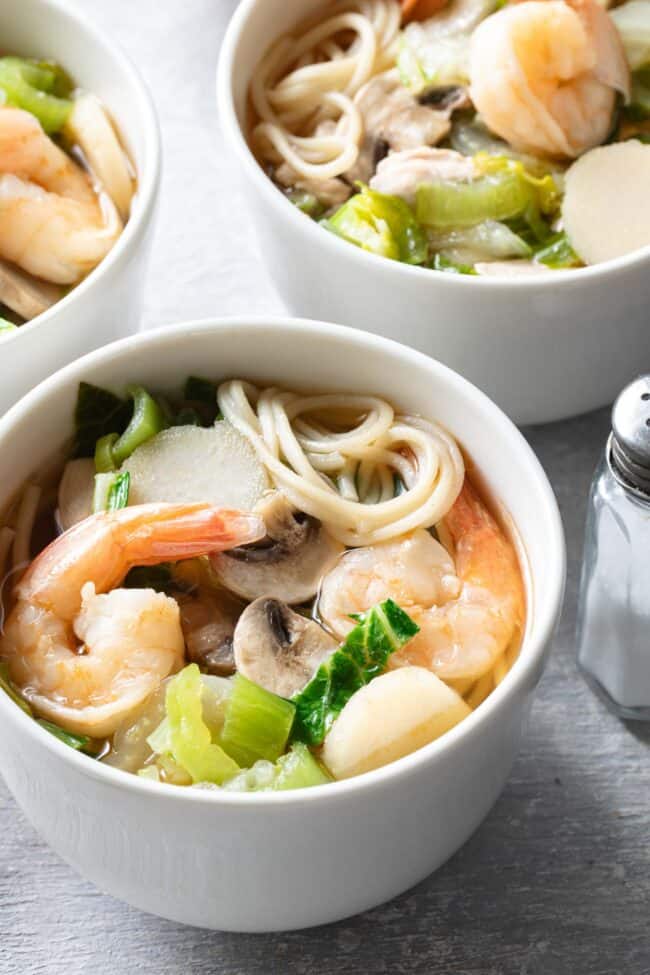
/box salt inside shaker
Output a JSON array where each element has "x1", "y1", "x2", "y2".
[{"x1": 576, "y1": 375, "x2": 650, "y2": 720}]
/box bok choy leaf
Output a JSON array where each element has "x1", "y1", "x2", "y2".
[{"x1": 291, "y1": 599, "x2": 419, "y2": 746}]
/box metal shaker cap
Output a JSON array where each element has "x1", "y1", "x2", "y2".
[{"x1": 610, "y1": 375, "x2": 650, "y2": 496}]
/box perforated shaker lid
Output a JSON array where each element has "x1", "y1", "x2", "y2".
[{"x1": 611, "y1": 375, "x2": 650, "y2": 495}]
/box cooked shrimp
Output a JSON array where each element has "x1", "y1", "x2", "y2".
[
  {"x1": 319, "y1": 480, "x2": 524, "y2": 681},
  {"x1": 469, "y1": 0, "x2": 630, "y2": 158},
  {"x1": 0, "y1": 107, "x2": 122, "y2": 284},
  {"x1": 0, "y1": 503, "x2": 265, "y2": 738}
]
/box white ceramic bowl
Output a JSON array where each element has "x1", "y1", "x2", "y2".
[
  {"x1": 0, "y1": 318, "x2": 565, "y2": 932},
  {"x1": 0, "y1": 0, "x2": 161, "y2": 414},
  {"x1": 217, "y1": 0, "x2": 650, "y2": 426}
]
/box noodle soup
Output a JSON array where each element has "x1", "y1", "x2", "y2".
[
  {"x1": 247, "y1": 0, "x2": 650, "y2": 275},
  {"x1": 0, "y1": 375, "x2": 525, "y2": 790},
  {"x1": 0, "y1": 55, "x2": 136, "y2": 336}
]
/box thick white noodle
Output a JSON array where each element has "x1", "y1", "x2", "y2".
[
  {"x1": 218, "y1": 381, "x2": 464, "y2": 546},
  {"x1": 251, "y1": 0, "x2": 401, "y2": 181}
]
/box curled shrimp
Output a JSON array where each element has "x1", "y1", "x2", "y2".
[
  {"x1": 0, "y1": 503, "x2": 264, "y2": 738},
  {"x1": 0, "y1": 107, "x2": 122, "y2": 284},
  {"x1": 469, "y1": 0, "x2": 630, "y2": 158},
  {"x1": 318, "y1": 480, "x2": 524, "y2": 681}
]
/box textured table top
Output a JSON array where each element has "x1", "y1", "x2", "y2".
[{"x1": 2, "y1": 2, "x2": 650, "y2": 973}]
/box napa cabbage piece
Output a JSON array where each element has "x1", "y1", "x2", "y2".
[
  {"x1": 221, "y1": 745, "x2": 331, "y2": 792},
  {"x1": 428, "y1": 219, "x2": 532, "y2": 266},
  {"x1": 220, "y1": 674, "x2": 295, "y2": 767},
  {"x1": 323, "y1": 186, "x2": 428, "y2": 264},
  {"x1": 291, "y1": 599, "x2": 420, "y2": 747},
  {"x1": 0, "y1": 56, "x2": 73, "y2": 133},
  {"x1": 163, "y1": 664, "x2": 240, "y2": 785},
  {"x1": 398, "y1": 0, "x2": 498, "y2": 94},
  {"x1": 416, "y1": 154, "x2": 560, "y2": 231},
  {"x1": 612, "y1": 1, "x2": 650, "y2": 71}
]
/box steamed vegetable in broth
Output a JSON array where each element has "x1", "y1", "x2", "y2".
[
  {"x1": 248, "y1": 0, "x2": 650, "y2": 275},
  {"x1": 0, "y1": 54, "x2": 135, "y2": 334},
  {"x1": 0, "y1": 376, "x2": 525, "y2": 790}
]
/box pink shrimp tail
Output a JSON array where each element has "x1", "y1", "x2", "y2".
[{"x1": 133, "y1": 504, "x2": 266, "y2": 563}]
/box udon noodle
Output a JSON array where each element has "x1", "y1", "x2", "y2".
[
  {"x1": 250, "y1": 0, "x2": 400, "y2": 180},
  {"x1": 218, "y1": 380, "x2": 464, "y2": 546}
]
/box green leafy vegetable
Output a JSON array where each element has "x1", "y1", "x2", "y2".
[
  {"x1": 416, "y1": 154, "x2": 559, "y2": 232},
  {"x1": 165, "y1": 664, "x2": 240, "y2": 785},
  {"x1": 285, "y1": 188, "x2": 326, "y2": 219},
  {"x1": 94, "y1": 432, "x2": 118, "y2": 472},
  {"x1": 292, "y1": 599, "x2": 419, "y2": 747},
  {"x1": 124, "y1": 563, "x2": 176, "y2": 592},
  {"x1": 184, "y1": 376, "x2": 218, "y2": 406},
  {"x1": 111, "y1": 385, "x2": 168, "y2": 465},
  {"x1": 324, "y1": 186, "x2": 428, "y2": 264},
  {"x1": 37, "y1": 719, "x2": 91, "y2": 751},
  {"x1": 432, "y1": 254, "x2": 477, "y2": 275},
  {"x1": 0, "y1": 663, "x2": 32, "y2": 715},
  {"x1": 220, "y1": 674, "x2": 295, "y2": 768},
  {"x1": 178, "y1": 376, "x2": 222, "y2": 426},
  {"x1": 0, "y1": 56, "x2": 72, "y2": 133},
  {"x1": 271, "y1": 744, "x2": 331, "y2": 790},
  {"x1": 73, "y1": 382, "x2": 132, "y2": 458},
  {"x1": 0, "y1": 318, "x2": 18, "y2": 337},
  {"x1": 534, "y1": 232, "x2": 580, "y2": 269},
  {"x1": 106, "y1": 471, "x2": 130, "y2": 511}
]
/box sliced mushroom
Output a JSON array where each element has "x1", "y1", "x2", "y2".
[
  {"x1": 0, "y1": 258, "x2": 61, "y2": 321},
  {"x1": 370, "y1": 146, "x2": 474, "y2": 205},
  {"x1": 233, "y1": 597, "x2": 338, "y2": 697},
  {"x1": 211, "y1": 493, "x2": 344, "y2": 604},
  {"x1": 178, "y1": 593, "x2": 238, "y2": 676}
]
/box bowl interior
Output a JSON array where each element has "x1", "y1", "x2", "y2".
[{"x1": 0, "y1": 319, "x2": 563, "y2": 683}]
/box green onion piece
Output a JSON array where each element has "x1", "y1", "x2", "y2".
[
  {"x1": 0, "y1": 56, "x2": 72, "y2": 133},
  {"x1": 94, "y1": 432, "x2": 118, "y2": 472},
  {"x1": 106, "y1": 471, "x2": 130, "y2": 512},
  {"x1": 73, "y1": 382, "x2": 132, "y2": 458},
  {"x1": 292, "y1": 599, "x2": 419, "y2": 747},
  {"x1": 0, "y1": 663, "x2": 32, "y2": 716},
  {"x1": 37, "y1": 719, "x2": 91, "y2": 751},
  {"x1": 534, "y1": 232, "x2": 581, "y2": 269},
  {"x1": 165, "y1": 664, "x2": 240, "y2": 784},
  {"x1": 111, "y1": 385, "x2": 168, "y2": 465},
  {"x1": 92, "y1": 473, "x2": 114, "y2": 513},
  {"x1": 220, "y1": 674, "x2": 295, "y2": 768},
  {"x1": 271, "y1": 744, "x2": 332, "y2": 790},
  {"x1": 324, "y1": 186, "x2": 428, "y2": 264},
  {"x1": 432, "y1": 254, "x2": 477, "y2": 275}
]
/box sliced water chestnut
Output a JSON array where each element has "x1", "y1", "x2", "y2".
[
  {"x1": 211, "y1": 493, "x2": 343, "y2": 605},
  {"x1": 233, "y1": 597, "x2": 337, "y2": 698}
]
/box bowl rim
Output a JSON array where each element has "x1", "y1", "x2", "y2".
[
  {"x1": 0, "y1": 0, "x2": 161, "y2": 346},
  {"x1": 0, "y1": 316, "x2": 566, "y2": 806},
  {"x1": 216, "y1": 0, "x2": 650, "y2": 289}
]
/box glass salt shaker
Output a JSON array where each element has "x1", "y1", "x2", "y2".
[{"x1": 576, "y1": 375, "x2": 650, "y2": 720}]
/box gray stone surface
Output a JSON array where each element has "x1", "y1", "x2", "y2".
[{"x1": 1, "y1": 2, "x2": 649, "y2": 972}]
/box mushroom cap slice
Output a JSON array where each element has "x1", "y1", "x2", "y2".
[
  {"x1": 233, "y1": 597, "x2": 338, "y2": 698},
  {"x1": 178, "y1": 592, "x2": 237, "y2": 677},
  {"x1": 211, "y1": 493, "x2": 344, "y2": 605}
]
